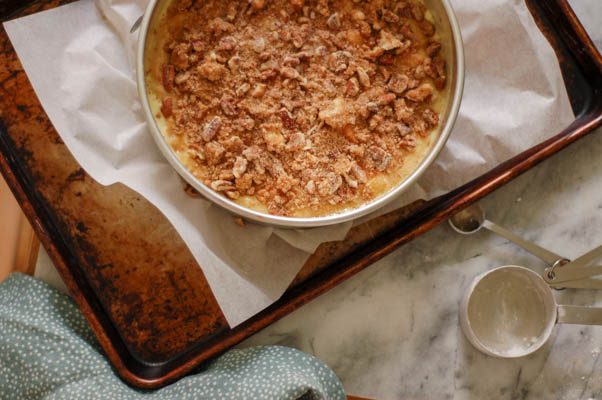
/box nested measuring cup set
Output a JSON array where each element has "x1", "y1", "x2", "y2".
[{"x1": 449, "y1": 204, "x2": 602, "y2": 358}]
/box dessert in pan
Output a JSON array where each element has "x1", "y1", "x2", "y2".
[{"x1": 144, "y1": 0, "x2": 449, "y2": 218}]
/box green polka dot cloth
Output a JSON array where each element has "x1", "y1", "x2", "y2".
[{"x1": 0, "y1": 273, "x2": 345, "y2": 399}]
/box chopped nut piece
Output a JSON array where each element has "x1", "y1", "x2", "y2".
[
  {"x1": 378, "y1": 30, "x2": 402, "y2": 51},
  {"x1": 198, "y1": 62, "x2": 227, "y2": 82},
  {"x1": 236, "y1": 174, "x2": 253, "y2": 190},
  {"x1": 351, "y1": 163, "x2": 367, "y2": 183},
  {"x1": 366, "y1": 46, "x2": 385, "y2": 59},
  {"x1": 348, "y1": 144, "x2": 365, "y2": 157},
  {"x1": 211, "y1": 179, "x2": 233, "y2": 191},
  {"x1": 367, "y1": 145, "x2": 392, "y2": 171},
  {"x1": 226, "y1": 4, "x2": 237, "y2": 21},
  {"x1": 292, "y1": 32, "x2": 304, "y2": 48},
  {"x1": 400, "y1": 135, "x2": 417, "y2": 148},
  {"x1": 283, "y1": 55, "x2": 301, "y2": 66},
  {"x1": 366, "y1": 102, "x2": 379, "y2": 114},
  {"x1": 431, "y1": 56, "x2": 446, "y2": 80},
  {"x1": 281, "y1": 66, "x2": 301, "y2": 80},
  {"x1": 263, "y1": 129, "x2": 285, "y2": 152},
  {"x1": 201, "y1": 117, "x2": 222, "y2": 141},
  {"x1": 219, "y1": 171, "x2": 235, "y2": 180},
  {"x1": 317, "y1": 172, "x2": 342, "y2": 196},
  {"x1": 220, "y1": 95, "x2": 238, "y2": 116},
  {"x1": 250, "y1": 0, "x2": 266, "y2": 10},
  {"x1": 259, "y1": 51, "x2": 272, "y2": 61},
  {"x1": 286, "y1": 132, "x2": 305, "y2": 151},
  {"x1": 345, "y1": 29, "x2": 364, "y2": 45},
  {"x1": 276, "y1": 174, "x2": 297, "y2": 193},
  {"x1": 259, "y1": 60, "x2": 278, "y2": 72},
  {"x1": 426, "y1": 42, "x2": 441, "y2": 57},
  {"x1": 405, "y1": 83, "x2": 434, "y2": 102},
  {"x1": 423, "y1": 108, "x2": 439, "y2": 126},
  {"x1": 205, "y1": 141, "x2": 226, "y2": 165},
  {"x1": 327, "y1": 51, "x2": 351, "y2": 72},
  {"x1": 398, "y1": 123, "x2": 412, "y2": 136},
  {"x1": 196, "y1": 102, "x2": 209, "y2": 120},
  {"x1": 228, "y1": 56, "x2": 241, "y2": 71},
  {"x1": 232, "y1": 156, "x2": 248, "y2": 178},
  {"x1": 410, "y1": 4, "x2": 425, "y2": 21},
  {"x1": 342, "y1": 124, "x2": 358, "y2": 143},
  {"x1": 251, "y1": 37, "x2": 266, "y2": 53},
  {"x1": 243, "y1": 145, "x2": 262, "y2": 161},
  {"x1": 161, "y1": 97, "x2": 173, "y2": 118},
  {"x1": 279, "y1": 108, "x2": 296, "y2": 129},
  {"x1": 408, "y1": 117, "x2": 425, "y2": 135},
  {"x1": 243, "y1": 100, "x2": 271, "y2": 117},
  {"x1": 305, "y1": 180, "x2": 316, "y2": 194},
  {"x1": 394, "y1": 99, "x2": 413, "y2": 122},
  {"x1": 171, "y1": 44, "x2": 190, "y2": 70},
  {"x1": 378, "y1": 93, "x2": 397, "y2": 105},
  {"x1": 379, "y1": 66, "x2": 391, "y2": 83},
  {"x1": 233, "y1": 116, "x2": 255, "y2": 131},
  {"x1": 174, "y1": 71, "x2": 190, "y2": 85},
  {"x1": 223, "y1": 135, "x2": 245, "y2": 151},
  {"x1": 162, "y1": 64, "x2": 175, "y2": 92},
  {"x1": 209, "y1": 18, "x2": 235, "y2": 35},
  {"x1": 318, "y1": 98, "x2": 356, "y2": 129},
  {"x1": 387, "y1": 73, "x2": 409, "y2": 94},
  {"x1": 251, "y1": 84, "x2": 267, "y2": 98},
  {"x1": 343, "y1": 172, "x2": 358, "y2": 188},
  {"x1": 357, "y1": 20, "x2": 372, "y2": 37},
  {"x1": 356, "y1": 67, "x2": 371, "y2": 88},
  {"x1": 192, "y1": 40, "x2": 205, "y2": 52},
  {"x1": 217, "y1": 36, "x2": 237, "y2": 51},
  {"x1": 333, "y1": 158, "x2": 352, "y2": 174},
  {"x1": 236, "y1": 82, "x2": 251, "y2": 97},
  {"x1": 346, "y1": 77, "x2": 360, "y2": 97},
  {"x1": 260, "y1": 69, "x2": 278, "y2": 80},
  {"x1": 184, "y1": 183, "x2": 202, "y2": 198},
  {"x1": 382, "y1": 9, "x2": 400, "y2": 23},
  {"x1": 351, "y1": 10, "x2": 365, "y2": 21},
  {"x1": 327, "y1": 13, "x2": 341, "y2": 29},
  {"x1": 234, "y1": 217, "x2": 246, "y2": 227}
]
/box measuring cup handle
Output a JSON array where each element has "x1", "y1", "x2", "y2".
[
  {"x1": 482, "y1": 220, "x2": 562, "y2": 266},
  {"x1": 550, "y1": 278, "x2": 602, "y2": 290},
  {"x1": 557, "y1": 305, "x2": 602, "y2": 325}
]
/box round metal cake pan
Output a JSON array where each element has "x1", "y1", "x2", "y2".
[{"x1": 136, "y1": 0, "x2": 465, "y2": 228}]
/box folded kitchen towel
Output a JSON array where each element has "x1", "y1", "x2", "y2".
[{"x1": 0, "y1": 273, "x2": 345, "y2": 400}]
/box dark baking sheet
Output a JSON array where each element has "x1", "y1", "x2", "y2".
[{"x1": 0, "y1": 0, "x2": 600, "y2": 389}]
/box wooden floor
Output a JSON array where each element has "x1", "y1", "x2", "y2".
[{"x1": 0, "y1": 175, "x2": 38, "y2": 281}]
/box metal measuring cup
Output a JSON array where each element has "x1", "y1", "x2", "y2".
[{"x1": 460, "y1": 265, "x2": 602, "y2": 358}]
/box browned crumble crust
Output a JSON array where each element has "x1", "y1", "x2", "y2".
[{"x1": 156, "y1": 0, "x2": 446, "y2": 216}]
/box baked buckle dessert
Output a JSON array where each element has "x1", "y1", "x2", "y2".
[{"x1": 147, "y1": 0, "x2": 447, "y2": 217}]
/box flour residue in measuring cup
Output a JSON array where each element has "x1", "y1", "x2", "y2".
[{"x1": 468, "y1": 269, "x2": 549, "y2": 357}]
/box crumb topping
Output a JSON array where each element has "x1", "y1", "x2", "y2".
[{"x1": 151, "y1": 0, "x2": 446, "y2": 216}]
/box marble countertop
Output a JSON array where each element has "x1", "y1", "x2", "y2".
[{"x1": 33, "y1": 1, "x2": 602, "y2": 398}]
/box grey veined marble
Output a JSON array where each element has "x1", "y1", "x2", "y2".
[{"x1": 243, "y1": 2, "x2": 602, "y2": 398}]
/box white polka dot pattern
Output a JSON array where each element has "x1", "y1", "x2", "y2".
[{"x1": 0, "y1": 273, "x2": 345, "y2": 400}]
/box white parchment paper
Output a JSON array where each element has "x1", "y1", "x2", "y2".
[{"x1": 3, "y1": 0, "x2": 574, "y2": 326}]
